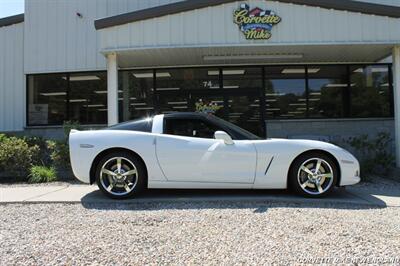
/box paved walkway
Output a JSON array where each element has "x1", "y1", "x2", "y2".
[{"x1": 0, "y1": 184, "x2": 399, "y2": 207}]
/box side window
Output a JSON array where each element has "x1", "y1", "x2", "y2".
[{"x1": 165, "y1": 118, "x2": 222, "y2": 139}]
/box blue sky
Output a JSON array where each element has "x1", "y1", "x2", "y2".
[{"x1": 0, "y1": 0, "x2": 24, "y2": 19}]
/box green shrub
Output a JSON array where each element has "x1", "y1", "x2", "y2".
[
  {"x1": 0, "y1": 133, "x2": 7, "y2": 143},
  {"x1": 63, "y1": 120, "x2": 82, "y2": 141},
  {"x1": 24, "y1": 136, "x2": 52, "y2": 166},
  {"x1": 47, "y1": 140, "x2": 71, "y2": 170},
  {"x1": 345, "y1": 132, "x2": 395, "y2": 179},
  {"x1": 46, "y1": 120, "x2": 82, "y2": 172},
  {"x1": 28, "y1": 166, "x2": 57, "y2": 183},
  {"x1": 0, "y1": 121, "x2": 80, "y2": 182},
  {"x1": 0, "y1": 136, "x2": 40, "y2": 178}
]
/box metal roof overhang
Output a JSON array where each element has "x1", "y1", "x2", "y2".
[
  {"x1": 96, "y1": 0, "x2": 400, "y2": 68},
  {"x1": 104, "y1": 43, "x2": 394, "y2": 69}
]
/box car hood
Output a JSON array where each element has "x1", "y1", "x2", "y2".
[{"x1": 252, "y1": 138, "x2": 348, "y2": 153}]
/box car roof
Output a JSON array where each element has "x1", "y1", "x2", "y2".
[{"x1": 163, "y1": 112, "x2": 211, "y2": 119}]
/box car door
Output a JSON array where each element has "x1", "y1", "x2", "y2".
[{"x1": 155, "y1": 117, "x2": 257, "y2": 183}]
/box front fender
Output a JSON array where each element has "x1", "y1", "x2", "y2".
[{"x1": 252, "y1": 139, "x2": 360, "y2": 189}]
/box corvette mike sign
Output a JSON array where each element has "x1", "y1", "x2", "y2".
[{"x1": 234, "y1": 3, "x2": 281, "y2": 40}]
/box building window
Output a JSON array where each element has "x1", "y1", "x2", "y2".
[
  {"x1": 27, "y1": 72, "x2": 107, "y2": 126},
  {"x1": 155, "y1": 68, "x2": 220, "y2": 114},
  {"x1": 222, "y1": 67, "x2": 262, "y2": 89},
  {"x1": 156, "y1": 68, "x2": 220, "y2": 91},
  {"x1": 307, "y1": 65, "x2": 348, "y2": 118},
  {"x1": 27, "y1": 64, "x2": 394, "y2": 128},
  {"x1": 69, "y1": 72, "x2": 107, "y2": 124},
  {"x1": 265, "y1": 66, "x2": 307, "y2": 119},
  {"x1": 28, "y1": 74, "x2": 67, "y2": 126},
  {"x1": 349, "y1": 65, "x2": 391, "y2": 118},
  {"x1": 223, "y1": 67, "x2": 263, "y2": 136},
  {"x1": 119, "y1": 70, "x2": 155, "y2": 122}
]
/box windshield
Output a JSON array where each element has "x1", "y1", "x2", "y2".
[{"x1": 209, "y1": 115, "x2": 262, "y2": 140}]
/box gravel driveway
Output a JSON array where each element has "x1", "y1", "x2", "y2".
[{"x1": 0, "y1": 201, "x2": 399, "y2": 265}]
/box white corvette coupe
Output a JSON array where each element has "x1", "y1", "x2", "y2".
[{"x1": 69, "y1": 112, "x2": 360, "y2": 199}]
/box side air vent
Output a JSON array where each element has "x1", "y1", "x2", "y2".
[{"x1": 265, "y1": 156, "x2": 274, "y2": 175}]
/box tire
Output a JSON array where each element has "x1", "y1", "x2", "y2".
[
  {"x1": 288, "y1": 152, "x2": 338, "y2": 198},
  {"x1": 95, "y1": 151, "x2": 146, "y2": 199}
]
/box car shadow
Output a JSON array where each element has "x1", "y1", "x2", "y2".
[{"x1": 80, "y1": 187, "x2": 388, "y2": 212}]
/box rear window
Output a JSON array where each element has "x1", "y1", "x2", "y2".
[{"x1": 108, "y1": 118, "x2": 153, "y2": 133}]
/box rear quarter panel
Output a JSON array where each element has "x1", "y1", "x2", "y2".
[{"x1": 69, "y1": 130, "x2": 166, "y2": 184}]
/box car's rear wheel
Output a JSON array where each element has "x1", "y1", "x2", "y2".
[
  {"x1": 289, "y1": 152, "x2": 338, "y2": 198},
  {"x1": 95, "y1": 152, "x2": 146, "y2": 199}
]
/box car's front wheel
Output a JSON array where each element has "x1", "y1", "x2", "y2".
[
  {"x1": 95, "y1": 152, "x2": 146, "y2": 199},
  {"x1": 289, "y1": 152, "x2": 338, "y2": 198}
]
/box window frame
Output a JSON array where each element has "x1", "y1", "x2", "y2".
[
  {"x1": 26, "y1": 73, "x2": 69, "y2": 126},
  {"x1": 26, "y1": 71, "x2": 108, "y2": 127},
  {"x1": 348, "y1": 64, "x2": 393, "y2": 118}
]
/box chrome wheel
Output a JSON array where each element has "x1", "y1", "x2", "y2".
[
  {"x1": 99, "y1": 157, "x2": 138, "y2": 197},
  {"x1": 297, "y1": 158, "x2": 334, "y2": 196}
]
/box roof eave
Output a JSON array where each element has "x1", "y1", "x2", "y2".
[
  {"x1": 0, "y1": 14, "x2": 24, "y2": 28},
  {"x1": 94, "y1": 0, "x2": 400, "y2": 30}
]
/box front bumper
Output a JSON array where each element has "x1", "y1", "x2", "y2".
[{"x1": 338, "y1": 157, "x2": 361, "y2": 186}]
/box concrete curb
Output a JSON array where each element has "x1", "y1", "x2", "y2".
[{"x1": 2, "y1": 184, "x2": 398, "y2": 207}]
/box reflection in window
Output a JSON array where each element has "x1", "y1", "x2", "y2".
[
  {"x1": 165, "y1": 118, "x2": 221, "y2": 139},
  {"x1": 119, "y1": 70, "x2": 155, "y2": 122},
  {"x1": 69, "y1": 72, "x2": 107, "y2": 124},
  {"x1": 28, "y1": 74, "x2": 67, "y2": 125},
  {"x1": 265, "y1": 66, "x2": 307, "y2": 119},
  {"x1": 222, "y1": 67, "x2": 262, "y2": 89},
  {"x1": 191, "y1": 95, "x2": 225, "y2": 117},
  {"x1": 350, "y1": 65, "x2": 391, "y2": 118},
  {"x1": 229, "y1": 95, "x2": 262, "y2": 137},
  {"x1": 155, "y1": 68, "x2": 220, "y2": 114},
  {"x1": 156, "y1": 68, "x2": 220, "y2": 91},
  {"x1": 223, "y1": 67, "x2": 263, "y2": 136},
  {"x1": 308, "y1": 66, "x2": 347, "y2": 118}
]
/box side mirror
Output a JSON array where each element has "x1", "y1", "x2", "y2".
[{"x1": 214, "y1": 131, "x2": 234, "y2": 145}]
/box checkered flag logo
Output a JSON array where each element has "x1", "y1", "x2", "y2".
[
  {"x1": 240, "y1": 3, "x2": 249, "y2": 10},
  {"x1": 234, "y1": 3, "x2": 281, "y2": 40},
  {"x1": 260, "y1": 10, "x2": 272, "y2": 16}
]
